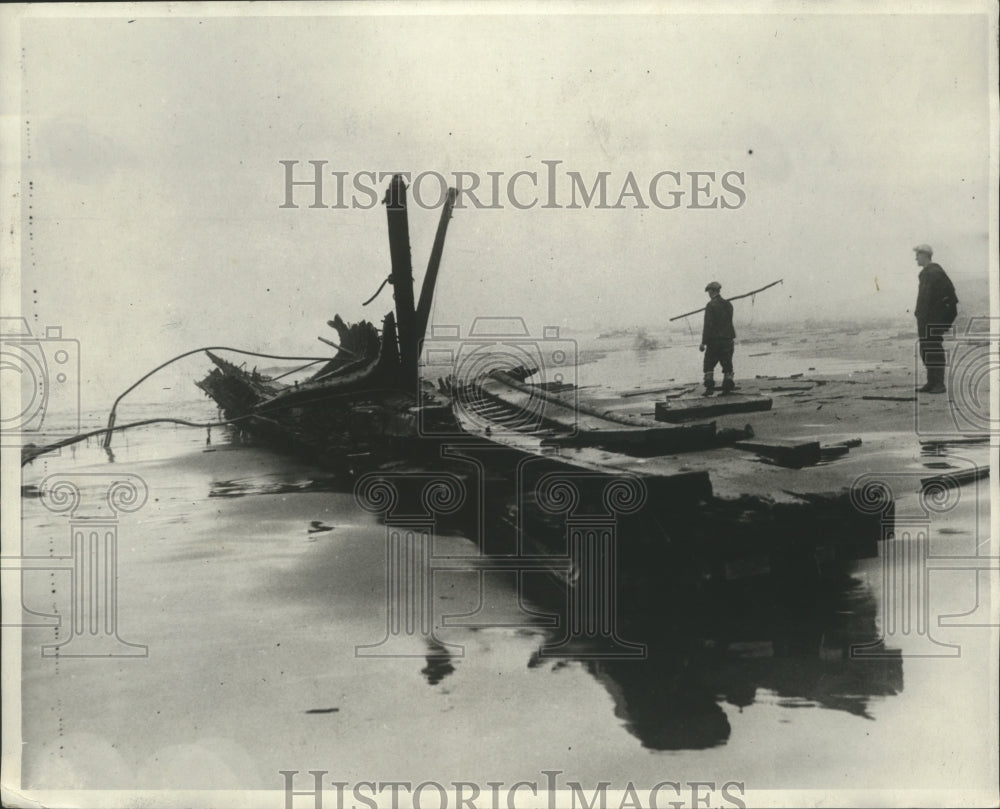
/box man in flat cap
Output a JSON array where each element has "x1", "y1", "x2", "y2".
[
  {"x1": 700, "y1": 281, "x2": 736, "y2": 395},
  {"x1": 913, "y1": 244, "x2": 958, "y2": 394}
]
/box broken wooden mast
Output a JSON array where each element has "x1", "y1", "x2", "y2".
[
  {"x1": 383, "y1": 175, "x2": 418, "y2": 389},
  {"x1": 415, "y1": 187, "x2": 457, "y2": 357}
]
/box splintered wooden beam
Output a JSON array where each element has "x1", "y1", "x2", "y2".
[
  {"x1": 920, "y1": 465, "x2": 990, "y2": 490},
  {"x1": 654, "y1": 394, "x2": 772, "y2": 423},
  {"x1": 384, "y1": 175, "x2": 418, "y2": 388},
  {"x1": 415, "y1": 187, "x2": 457, "y2": 357},
  {"x1": 734, "y1": 438, "x2": 822, "y2": 468}
]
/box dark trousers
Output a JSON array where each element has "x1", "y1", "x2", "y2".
[
  {"x1": 703, "y1": 340, "x2": 734, "y2": 375},
  {"x1": 917, "y1": 323, "x2": 948, "y2": 369},
  {"x1": 918, "y1": 336, "x2": 947, "y2": 369}
]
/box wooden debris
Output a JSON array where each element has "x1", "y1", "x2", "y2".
[
  {"x1": 919, "y1": 436, "x2": 989, "y2": 447},
  {"x1": 655, "y1": 394, "x2": 773, "y2": 423},
  {"x1": 920, "y1": 465, "x2": 990, "y2": 490},
  {"x1": 619, "y1": 382, "x2": 677, "y2": 398},
  {"x1": 819, "y1": 445, "x2": 850, "y2": 461},
  {"x1": 826, "y1": 437, "x2": 863, "y2": 448},
  {"x1": 734, "y1": 438, "x2": 822, "y2": 468}
]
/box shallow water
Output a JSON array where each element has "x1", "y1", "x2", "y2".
[{"x1": 13, "y1": 336, "x2": 997, "y2": 800}]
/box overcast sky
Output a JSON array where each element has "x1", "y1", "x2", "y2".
[{"x1": 4, "y1": 3, "x2": 996, "y2": 407}]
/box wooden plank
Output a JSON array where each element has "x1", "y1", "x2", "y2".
[
  {"x1": 618, "y1": 382, "x2": 678, "y2": 398},
  {"x1": 919, "y1": 436, "x2": 989, "y2": 446},
  {"x1": 478, "y1": 374, "x2": 719, "y2": 453},
  {"x1": 734, "y1": 438, "x2": 821, "y2": 468},
  {"x1": 546, "y1": 422, "x2": 718, "y2": 454},
  {"x1": 819, "y1": 444, "x2": 851, "y2": 461},
  {"x1": 654, "y1": 394, "x2": 772, "y2": 423},
  {"x1": 920, "y1": 465, "x2": 990, "y2": 490}
]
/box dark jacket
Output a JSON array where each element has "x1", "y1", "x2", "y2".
[
  {"x1": 702, "y1": 296, "x2": 736, "y2": 342},
  {"x1": 915, "y1": 263, "x2": 958, "y2": 326}
]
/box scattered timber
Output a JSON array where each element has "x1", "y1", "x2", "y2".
[
  {"x1": 187, "y1": 173, "x2": 904, "y2": 597},
  {"x1": 734, "y1": 438, "x2": 822, "y2": 468},
  {"x1": 655, "y1": 394, "x2": 773, "y2": 423},
  {"x1": 919, "y1": 436, "x2": 989, "y2": 447},
  {"x1": 920, "y1": 465, "x2": 990, "y2": 490},
  {"x1": 819, "y1": 444, "x2": 851, "y2": 461},
  {"x1": 195, "y1": 175, "x2": 458, "y2": 471}
]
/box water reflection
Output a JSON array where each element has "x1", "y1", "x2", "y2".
[
  {"x1": 208, "y1": 475, "x2": 343, "y2": 498},
  {"x1": 533, "y1": 574, "x2": 901, "y2": 751},
  {"x1": 116, "y1": 433, "x2": 904, "y2": 754},
  {"x1": 422, "y1": 641, "x2": 457, "y2": 686}
]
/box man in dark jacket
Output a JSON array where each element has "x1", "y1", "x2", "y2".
[
  {"x1": 700, "y1": 281, "x2": 736, "y2": 395},
  {"x1": 913, "y1": 244, "x2": 958, "y2": 394}
]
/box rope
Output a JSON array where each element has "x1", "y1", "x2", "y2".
[
  {"x1": 362, "y1": 276, "x2": 392, "y2": 306},
  {"x1": 669, "y1": 278, "x2": 783, "y2": 322},
  {"x1": 22, "y1": 414, "x2": 253, "y2": 467},
  {"x1": 102, "y1": 345, "x2": 334, "y2": 449},
  {"x1": 270, "y1": 358, "x2": 329, "y2": 381},
  {"x1": 24, "y1": 383, "x2": 406, "y2": 466}
]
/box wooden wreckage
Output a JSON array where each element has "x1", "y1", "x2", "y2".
[
  {"x1": 197, "y1": 174, "x2": 893, "y2": 595},
  {"x1": 196, "y1": 175, "x2": 456, "y2": 472}
]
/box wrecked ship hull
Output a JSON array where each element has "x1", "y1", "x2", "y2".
[
  {"x1": 196, "y1": 314, "x2": 456, "y2": 474},
  {"x1": 447, "y1": 367, "x2": 890, "y2": 595}
]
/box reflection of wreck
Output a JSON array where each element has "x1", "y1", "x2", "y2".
[
  {"x1": 196, "y1": 175, "x2": 456, "y2": 471},
  {"x1": 450, "y1": 366, "x2": 889, "y2": 592},
  {"x1": 197, "y1": 173, "x2": 894, "y2": 594},
  {"x1": 535, "y1": 577, "x2": 902, "y2": 751}
]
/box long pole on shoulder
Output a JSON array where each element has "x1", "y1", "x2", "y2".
[{"x1": 668, "y1": 278, "x2": 783, "y2": 322}]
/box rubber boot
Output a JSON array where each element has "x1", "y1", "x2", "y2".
[
  {"x1": 703, "y1": 372, "x2": 716, "y2": 397},
  {"x1": 721, "y1": 373, "x2": 736, "y2": 395},
  {"x1": 925, "y1": 366, "x2": 947, "y2": 394}
]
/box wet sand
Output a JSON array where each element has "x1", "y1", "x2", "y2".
[{"x1": 11, "y1": 327, "x2": 998, "y2": 806}]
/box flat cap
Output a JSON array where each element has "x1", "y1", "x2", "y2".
[
  {"x1": 705, "y1": 281, "x2": 722, "y2": 291},
  {"x1": 913, "y1": 244, "x2": 933, "y2": 256}
]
